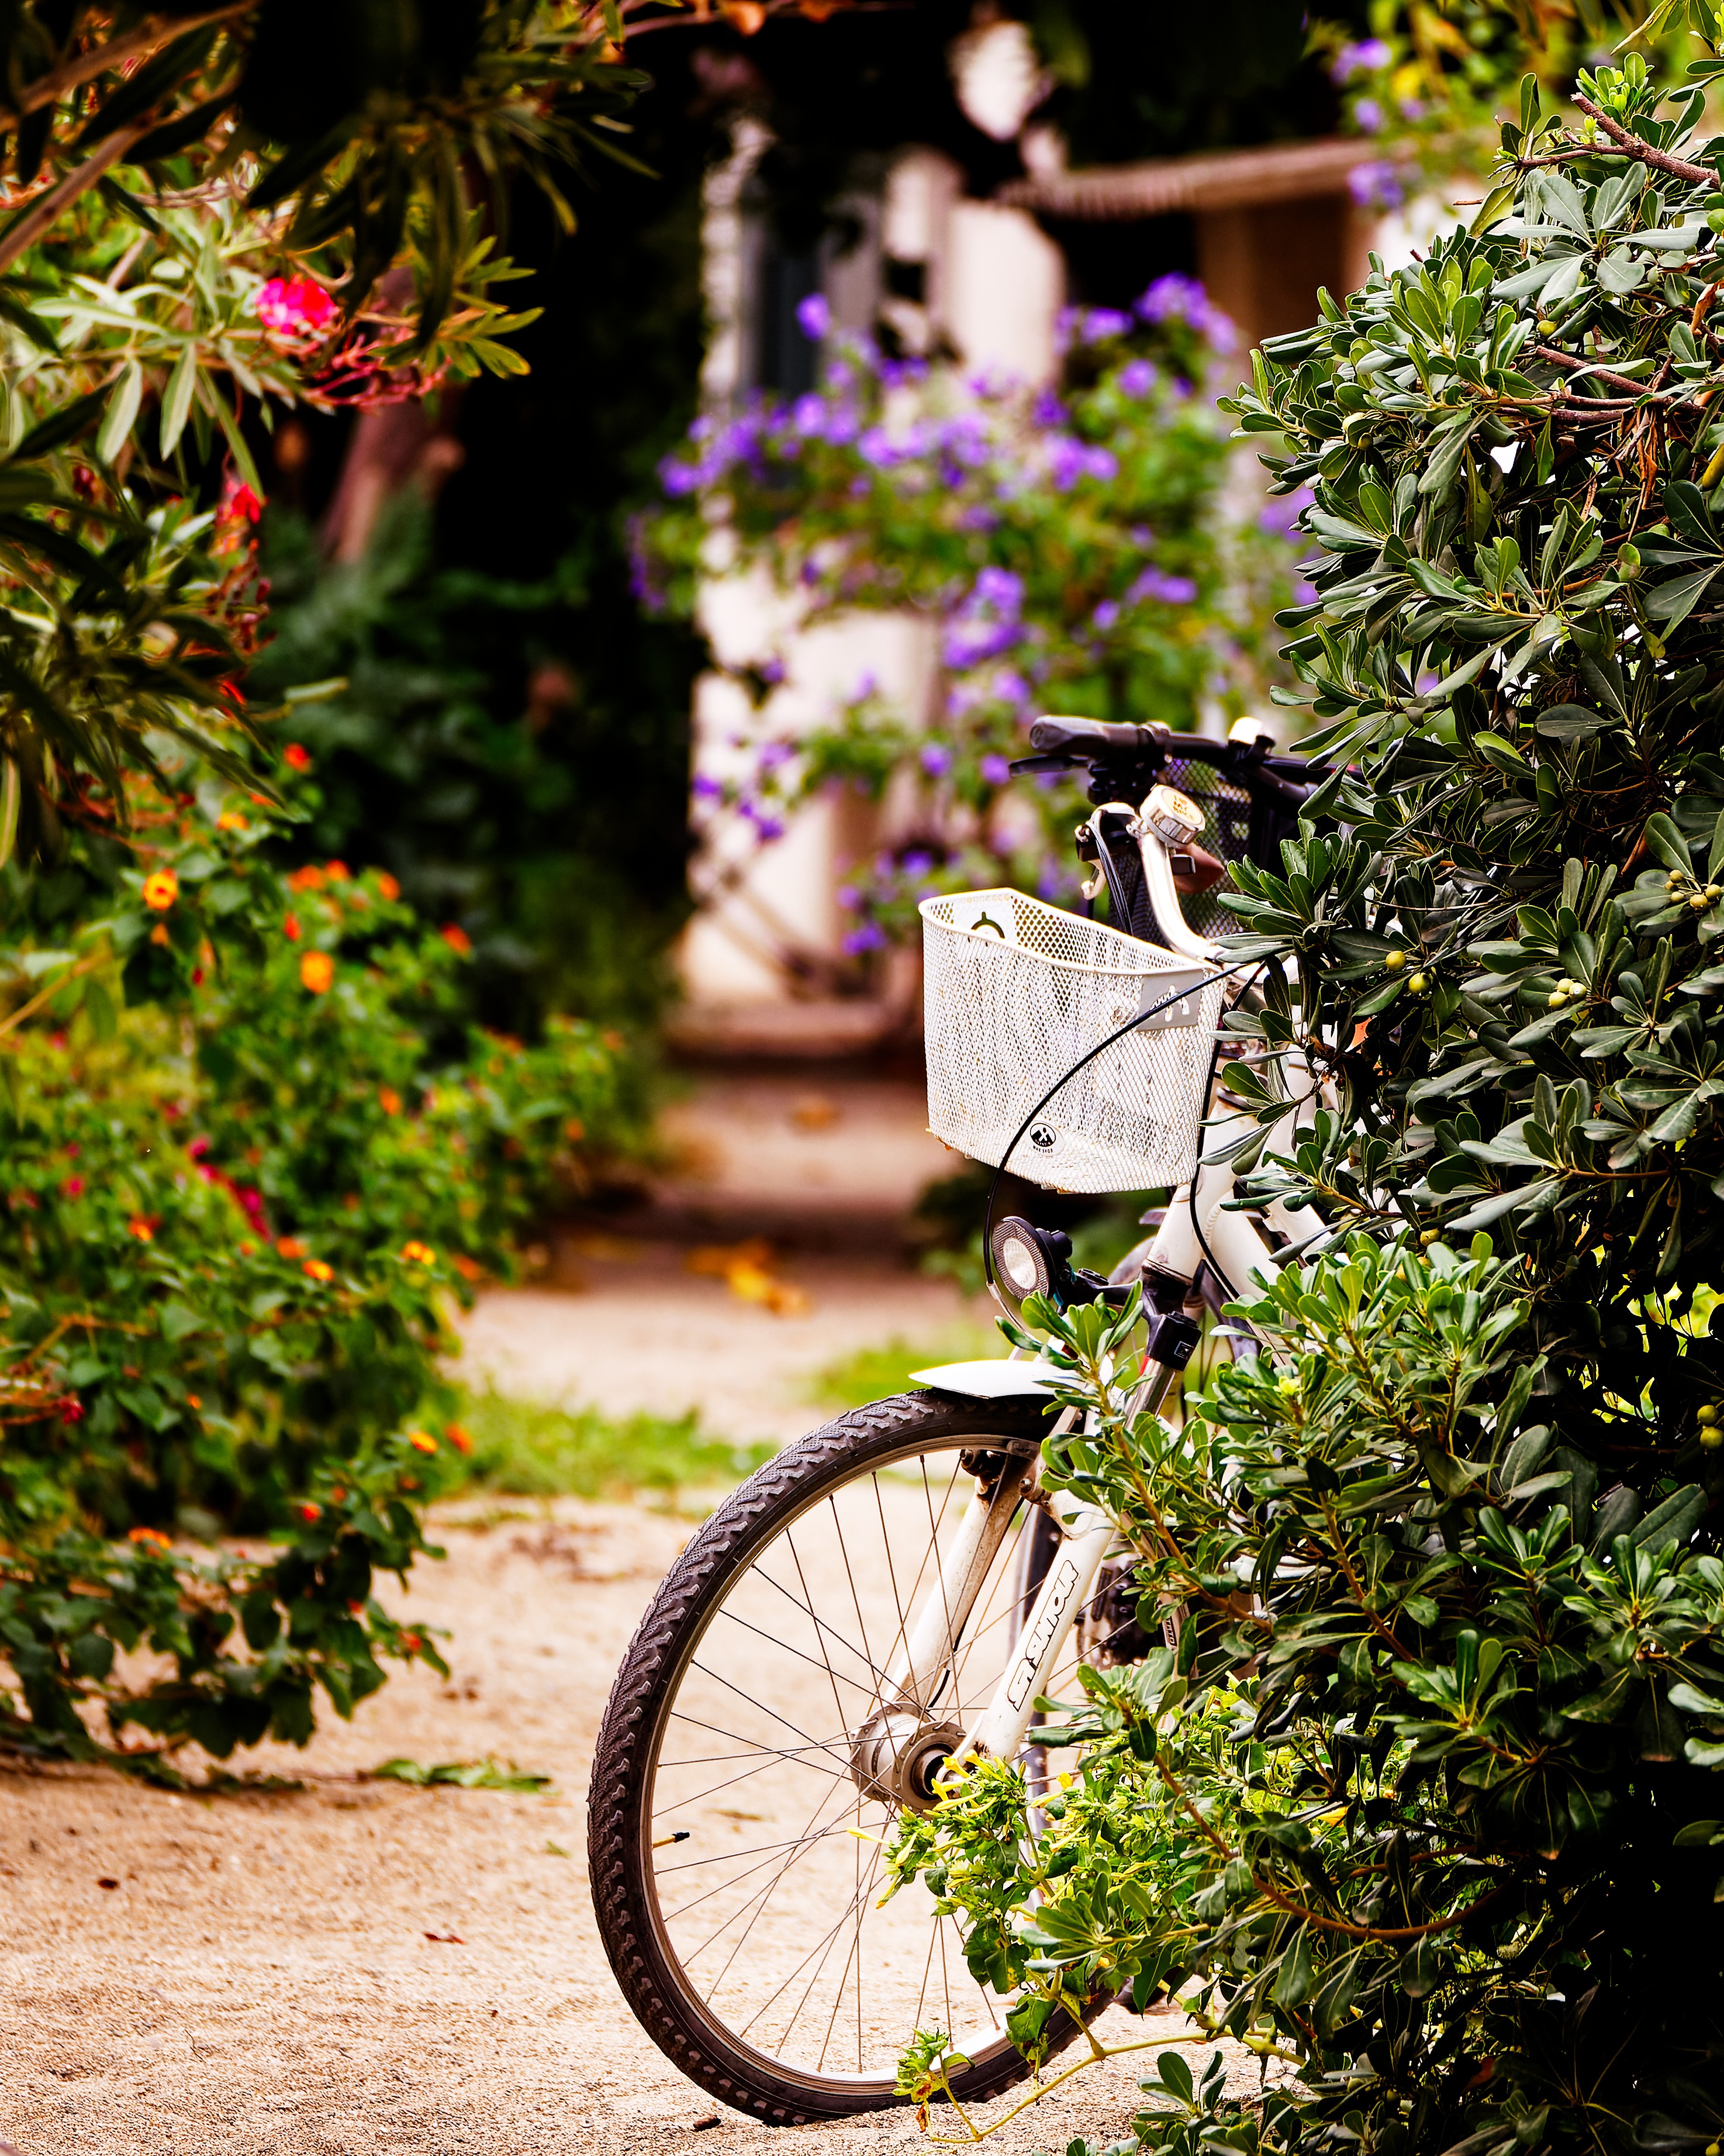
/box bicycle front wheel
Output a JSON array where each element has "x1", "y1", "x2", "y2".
[{"x1": 587, "y1": 1389, "x2": 1097, "y2": 2125}]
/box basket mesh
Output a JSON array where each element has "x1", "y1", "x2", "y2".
[{"x1": 921, "y1": 888, "x2": 1224, "y2": 1195}]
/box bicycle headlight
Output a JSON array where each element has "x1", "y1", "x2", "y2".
[{"x1": 989, "y1": 1215, "x2": 1070, "y2": 1317}]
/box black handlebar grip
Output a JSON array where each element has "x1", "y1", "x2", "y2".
[{"x1": 1028, "y1": 715, "x2": 1165, "y2": 757}]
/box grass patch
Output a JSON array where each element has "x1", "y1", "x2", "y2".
[
  {"x1": 445, "y1": 1388, "x2": 775, "y2": 1499},
  {"x1": 808, "y1": 1324, "x2": 1001, "y2": 1412}
]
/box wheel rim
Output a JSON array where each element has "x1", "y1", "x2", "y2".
[{"x1": 641, "y1": 1428, "x2": 1086, "y2": 2092}]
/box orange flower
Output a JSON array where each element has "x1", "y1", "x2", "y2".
[
  {"x1": 445, "y1": 1422, "x2": 473, "y2": 1455},
  {"x1": 451, "y1": 1253, "x2": 483, "y2": 1282},
  {"x1": 141, "y1": 868, "x2": 178, "y2": 912},
  {"x1": 216, "y1": 810, "x2": 247, "y2": 832},
  {"x1": 376, "y1": 871, "x2": 400, "y2": 901},
  {"x1": 127, "y1": 1526, "x2": 171, "y2": 1550},
  {"x1": 276, "y1": 1237, "x2": 307, "y2": 1259},
  {"x1": 288, "y1": 864, "x2": 324, "y2": 893},
  {"x1": 440, "y1": 923, "x2": 472, "y2": 955},
  {"x1": 186, "y1": 1394, "x2": 202, "y2": 1410},
  {"x1": 302, "y1": 1257, "x2": 334, "y2": 1283},
  {"x1": 400, "y1": 1240, "x2": 437, "y2": 1267},
  {"x1": 378, "y1": 1085, "x2": 401, "y2": 1116},
  {"x1": 400, "y1": 1631, "x2": 422, "y2": 1651},
  {"x1": 324, "y1": 858, "x2": 350, "y2": 882},
  {"x1": 300, "y1": 951, "x2": 334, "y2": 994},
  {"x1": 347, "y1": 1598, "x2": 365, "y2": 1615},
  {"x1": 295, "y1": 1501, "x2": 322, "y2": 1523},
  {"x1": 150, "y1": 923, "x2": 170, "y2": 945},
  {"x1": 126, "y1": 1217, "x2": 154, "y2": 1242},
  {"x1": 564, "y1": 1117, "x2": 585, "y2": 1142},
  {"x1": 283, "y1": 743, "x2": 312, "y2": 772},
  {"x1": 283, "y1": 913, "x2": 301, "y2": 942},
  {"x1": 237, "y1": 1239, "x2": 257, "y2": 1258},
  {"x1": 406, "y1": 1429, "x2": 438, "y2": 1454}
]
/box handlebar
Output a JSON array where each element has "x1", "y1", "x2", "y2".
[{"x1": 1018, "y1": 715, "x2": 1325, "y2": 809}]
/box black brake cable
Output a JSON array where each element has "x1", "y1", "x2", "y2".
[{"x1": 980, "y1": 955, "x2": 1263, "y2": 1305}]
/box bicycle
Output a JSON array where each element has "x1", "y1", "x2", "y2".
[{"x1": 587, "y1": 714, "x2": 1323, "y2": 2126}]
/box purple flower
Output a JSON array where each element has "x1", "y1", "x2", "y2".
[
  {"x1": 1125, "y1": 567, "x2": 1197, "y2": 607},
  {"x1": 1079, "y1": 307, "x2": 1133, "y2": 343},
  {"x1": 920, "y1": 743, "x2": 952, "y2": 777},
  {"x1": 1032, "y1": 390, "x2": 1069, "y2": 429},
  {"x1": 854, "y1": 671, "x2": 879, "y2": 701},
  {"x1": 1349, "y1": 160, "x2": 1406, "y2": 212},
  {"x1": 1117, "y1": 358, "x2": 1157, "y2": 398},
  {"x1": 1135, "y1": 274, "x2": 1236, "y2": 354},
  {"x1": 1332, "y1": 37, "x2": 1391, "y2": 81},
  {"x1": 796, "y1": 293, "x2": 831, "y2": 341},
  {"x1": 857, "y1": 426, "x2": 897, "y2": 468},
  {"x1": 758, "y1": 740, "x2": 794, "y2": 770},
  {"x1": 1045, "y1": 435, "x2": 1118, "y2": 488},
  {"x1": 792, "y1": 393, "x2": 827, "y2": 435},
  {"x1": 1352, "y1": 97, "x2": 1383, "y2": 133},
  {"x1": 837, "y1": 884, "x2": 859, "y2": 910},
  {"x1": 1399, "y1": 96, "x2": 1426, "y2": 121},
  {"x1": 973, "y1": 567, "x2": 1023, "y2": 613},
  {"x1": 759, "y1": 657, "x2": 786, "y2": 686},
  {"x1": 901, "y1": 849, "x2": 935, "y2": 877},
  {"x1": 692, "y1": 773, "x2": 725, "y2": 802},
  {"x1": 1092, "y1": 599, "x2": 1120, "y2": 631},
  {"x1": 993, "y1": 670, "x2": 1032, "y2": 710},
  {"x1": 958, "y1": 503, "x2": 1001, "y2": 533},
  {"x1": 842, "y1": 922, "x2": 887, "y2": 955},
  {"x1": 1259, "y1": 484, "x2": 1314, "y2": 536},
  {"x1": 980, "y1": 753, "x2": 1011, "y2": 785},
  {"x1": 659, "y1": 457, "x2": 700, "y2": 498}
]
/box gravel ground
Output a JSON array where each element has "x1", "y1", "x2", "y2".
[{"x1": 0, "y1": 1500, "x2": 1266, "y2": 2156}]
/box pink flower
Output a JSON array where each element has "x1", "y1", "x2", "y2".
[{"x1": 257, "y1": 275, "x2": 338, "y2": 341}]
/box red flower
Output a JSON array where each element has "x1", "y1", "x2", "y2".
[
  {"x1": 296, "y1": 1501, "x2": 322, "y2": 1523},
  {"x1": 256, "y1": 275, "x2": 337, "y2": 340},
  {"x1": 440, "y1": 923, "x2": 472, "y2": 955},
  {"x1": 283, "y1": 913, "x2": 302, "y2": 943},
  {"x1": 61, "y1": 1177, "x2": 84, "y2": 1198},
  {"x1": 283, "y1": 743, "x2": 312, "y2": 772},
  {"x1": 219, "y1": 476, "x2": 263, "y2": 527},
  {"x1": 60, "y1": 1399, "x2": 85, "y2": 1424}
]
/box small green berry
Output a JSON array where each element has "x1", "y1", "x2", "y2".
[
  {"x1": 1547, "y1": 991, "x2": 1566, "y2": 1009},
  {"x1": 1698, "y1": 1402, "x2": 1719, "y2": 1425},
  {"x1": 1384, "y1": 949, "x2": 1407, "y2": 974},
  {"x1": 1701, "y1": 1426, "x2": 1723, "y2": 1451},
  {"x1": 1408, "y1": 972, "x2": 1428, "y2": 994}
]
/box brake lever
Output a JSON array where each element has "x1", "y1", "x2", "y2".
[{"x1": 1008, "y1": 753, "x2": 1080, "y2": 777}]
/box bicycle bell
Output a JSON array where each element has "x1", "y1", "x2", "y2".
[{"x1": 1141, "y1": 782, "x2": 1205, "y2": 850}]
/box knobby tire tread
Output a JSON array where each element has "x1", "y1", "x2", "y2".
[{"x1": 586, "y1": 1388, "x2": 1094, "y2": 2126}]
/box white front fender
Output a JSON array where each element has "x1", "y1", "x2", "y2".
[{"x1": 908, "y1": 1358, "x2": 1061, "y2": 1399}]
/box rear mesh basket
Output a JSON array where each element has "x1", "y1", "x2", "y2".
[{"x1": 920, "y1": 888, "x2": 1224, "y2": 1195}]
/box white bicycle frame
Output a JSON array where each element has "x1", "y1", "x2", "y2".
[{"x1": 906, "y1": 793, "x2": 1316, "y2": 1772}]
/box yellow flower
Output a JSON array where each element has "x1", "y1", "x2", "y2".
[
  {"x1": 406, "y1": 1429, "x2": 438, "y2": 1455},
  {"x1": 302, "y1": 1257, "x2": 333, "y2": 1283},
  {"x1": 216, "y1": 811, "x2": 247, "y2": 832},
  {"x1": 127, "y1": 1216, "x2": 154, "y2": 1242},
  {"x1": 141, "y1": 868, "x2": 178, "y2": 912},
  {"x1": 300, "y1": 951, "x2": 334, "y2": 994},
  {"x1": 400, "y1": 1240, "x2": 437, "y2": 1266}
]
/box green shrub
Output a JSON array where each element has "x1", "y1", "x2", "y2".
[
  {"x1": 443, "y1": 1388, "x2": 774, "y2": 1499},
  {"x1": 898, "y1": 60, "x2": 1724, "y2": 2156},
  {"x1": 0, "y1": 791, "x2": 637, "y2": 1777}
]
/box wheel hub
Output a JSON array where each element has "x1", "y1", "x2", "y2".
[{"x1": 849, "y1": 1710, "x2": 965, "y2": 1814}]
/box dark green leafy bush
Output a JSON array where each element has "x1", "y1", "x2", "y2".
[
  {"x1": 0, "y1": 792, "x2": 634, "y2": 1777},
  {"x1": 895, "y1": 60, "x2": 1724, "y2": 2156}
]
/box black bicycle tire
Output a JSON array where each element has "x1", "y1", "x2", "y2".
[{"x1": 586, "y1": 1386, "x2": 1099, "y2": 2126}]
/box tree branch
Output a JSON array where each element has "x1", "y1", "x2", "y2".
[
  {"x1": 0, "y1": 125, "x2": 150, "y2": 277},
  {"x1": 1571, "y1": 94, "x2": 1716, "y2": 188},
  {"x1": 0, "y1": 4, "x2": 253, "y2": 128}
]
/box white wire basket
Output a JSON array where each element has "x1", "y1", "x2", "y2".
[{"x1": 920, "y1": 888, "x2": 1224, "y2": 1195}]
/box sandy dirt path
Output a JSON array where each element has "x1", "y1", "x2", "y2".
[{"x1": 0, "y1": 1498, "x2": 1253, "y2": 2156}]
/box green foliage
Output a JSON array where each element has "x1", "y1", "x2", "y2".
[
  {"x1": 247, "y1": 497, "x2": 693, "y2": 1035},
  {"x1": 0, "y1": 782, "x2": 634, "y2": 1772},
  {"x1": 899, "y1": 1253, "x2": 1724, "y2": 2153},
  {"x1": 441, "y1": 1387, "x2": 774, "y2": 1498},
  {"x1": 371, "y1": 1754, "x2": 551, "y2": 1791},
  {"x1": 900, "y1": 63, "x2": 1724, "y2": 2156},
  {"x1": 648, "y1": 295, "x2": 1299, "y2": 942}
]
